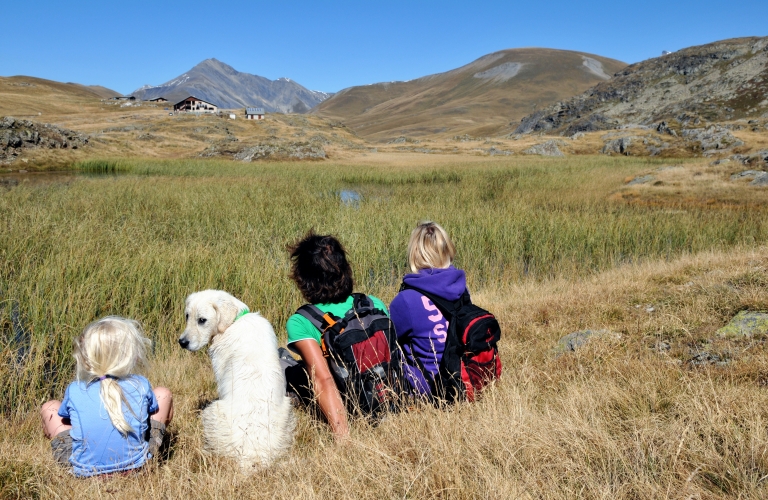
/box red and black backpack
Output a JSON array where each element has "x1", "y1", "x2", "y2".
[
  {"x1": 400, "y1": 283, "x2": 502, "y2": 402},
  {"x1": 296, "y1": 293, "x2": 405, "y2": 418}
]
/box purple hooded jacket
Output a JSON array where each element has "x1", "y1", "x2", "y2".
[{"x1": 390, "y1": 265, "x2": 467, "y2": 395}]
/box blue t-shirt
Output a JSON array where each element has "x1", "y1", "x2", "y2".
[{"x1": 58, "y1": 375, "x2": 159, "y2": 477}]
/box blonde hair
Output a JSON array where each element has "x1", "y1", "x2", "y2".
[
  {"x1": 73, "y1": 316, "x2": 151, "y2": 436},
  {"x1": 407, "y1": 221, "x2": 456, "y2": 273}
]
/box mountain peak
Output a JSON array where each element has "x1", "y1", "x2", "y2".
[
  {"x1": 194, "y1": 58, "x2": 233, "y2": 71},
  {"x1": 130, "y1": 59, "x2": 329, "y2": 112}
]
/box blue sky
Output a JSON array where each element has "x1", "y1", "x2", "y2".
[{"x1": 2, "y1": 0, "x2": 766, "y2": 95}]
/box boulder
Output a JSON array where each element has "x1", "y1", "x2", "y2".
[
  {"x1": 602, "y1": 137, "x2": 633, "y2": 155},
  {"x1": 730, "y1": 154, "x2": 751, "y2": 165},
  {"x1": 730, "y1": 170, "x2": 768, "y2": 185},
  {"x1": 716, "y1": 311, "x2": 768, "y2": 338},
  {"x1": 487, "y1": 147, "x2": 512, "y2": 156},
  {"x1": 522, "y1": 140, "x2": 564, "y2": 157},
  {"x1": 681, "y1": 126, "x2": 741, "y2": 152},
  {"x1": 627, "y1": 174, "x2": 655, "y2": 185},
  {"x1": 751, "y1": 174, "x2": 768, "y2": 186},
  {"x1": 554, "y1": 329, "x2": 616, "y2": 354},
  {"x1": 688, "y1": 350, "x2": 729, "y2": 366},
  {"x1": 730, "y1": 170, "x2": 766, "y2": 181},
  {"x1": 656, "y1": 121, "x2": 678, "y2": 136}
]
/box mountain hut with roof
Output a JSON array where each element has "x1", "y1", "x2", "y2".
[
  {"x1": 245, "y1": 107, "x2": 265, "y2": 120},
  {"x1": 173, "y1": 96, "x2": 219, "y2": 113}
]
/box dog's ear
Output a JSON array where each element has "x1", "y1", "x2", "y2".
[{"x1": 212, "y1": 297, "x2": 238, "y2": 334}]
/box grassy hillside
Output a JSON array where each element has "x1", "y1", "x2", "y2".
[
  {"x1": 0, "y1": 76, "x2": 122, "y2": 117},
  {"x1": 80, "y1": 85, "x2": 122, "y2": 99},
  {"x1": 2, "y1": 155, "x2": 768, "y2": 498},
  {"x1": 312, "y1": 48, "x2": 627, "y2": 141}
]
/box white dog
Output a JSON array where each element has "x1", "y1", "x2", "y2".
[{"x1": 179, "y1": 289, "x2": 295, "y2": 469}]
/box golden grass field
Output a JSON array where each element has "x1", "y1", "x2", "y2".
[{"x1": 1, "y1": 153, "x2": 768, "y2": 499}]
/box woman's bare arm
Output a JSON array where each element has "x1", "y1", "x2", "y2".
[{"x1": 293, "y1": 339, "x2": 349, "y2": 439}]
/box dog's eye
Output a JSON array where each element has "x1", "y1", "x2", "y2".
[{"x1": 198, "y1": 318, "x2": 207, "y2": 325}]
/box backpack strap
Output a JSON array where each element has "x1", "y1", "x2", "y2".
[
  {"x1": 339, "y1": 293, "x2": 389, "y2": 328},
  {"x1": 295, "y1": 304, "x2": 341, "y2": 356},
  {"x1": 404, "y1": 341, "x2": 439, "y2": 400},
  {"x1": 296, "y1": 304, "x2": 338, "y2": 331},
  {"x1": 348, "y1": 293, "x2": 374, "y2": 317}
]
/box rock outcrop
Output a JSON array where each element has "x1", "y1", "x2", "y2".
[
  {"x1": 602, "y1": 137, "x2": 633, "y2": 155},
  {"x1": 0, "y1": 117, "x2": 88, "y2": 163},
  {"x1": 716, "y1": 311, "x2": 768, "y2": 338},
  {"x1": 514, "y1": 37, "x2": 768, "y2": 137},
  {"x1": 522, "y1": 140, "x2": 565, "y2": 157},
  {"x1": 200, "y1": 135, "x2": 328, "y2": 161}
]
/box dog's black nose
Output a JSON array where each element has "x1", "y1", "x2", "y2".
[{"x1": 178, "y1": 338, "x2": 189, "y2": 349}]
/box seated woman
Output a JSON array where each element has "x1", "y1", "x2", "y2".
[
  {"x1": 389, "y1": 221, "x2": 466, "y2": 397},
  {"x1": 283, "y1": 231, "x2": 389, "y2": 439}
]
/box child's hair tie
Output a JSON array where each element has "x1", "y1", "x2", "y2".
[{"x1": 99, "y1": 374, "x2": 115, "y2": 381}]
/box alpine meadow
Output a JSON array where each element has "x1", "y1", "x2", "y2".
[
  {"x1": 2, "y1": 153, "x2": 768, "y2": 499},
  {"x1": 4, "y1": 16, "x2": 768, "y2": 498}
]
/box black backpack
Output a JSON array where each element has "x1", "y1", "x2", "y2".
[
  {"x1": 399, "y1": 283, "x2": 502, "y2": 403},
  {"x1": 296, "y1": 293, "x2": 405, "y2": 418}
]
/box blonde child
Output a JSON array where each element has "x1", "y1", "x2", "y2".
[
  {"x1": 389, "y1": 221, "x2": 462, "y2": 396},
  {"x1": 40, "y1": 316, "x2": 173, "y2": 477}
]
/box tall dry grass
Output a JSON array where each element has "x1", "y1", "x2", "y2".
[{"x1": 1, "y1": 156, "x2": 768, "y2": 498}]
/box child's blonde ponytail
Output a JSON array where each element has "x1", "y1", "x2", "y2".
[
  {"x1": 100, "y1": 377, "x2": 133, "y2": 435},
  {"x1": 73, "y1": 316, "x2": 151, "y2": 437}
]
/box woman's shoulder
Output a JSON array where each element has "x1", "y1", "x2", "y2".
[
  {"x1": 391, "y1": 288, "x2": 424, "y2": 307},
  {"x1": 286, "y1": 311, "x2": 310, "y2": 329},
  {"x1": 286, "y1": 310, "x2": 322, "y2": 345}
]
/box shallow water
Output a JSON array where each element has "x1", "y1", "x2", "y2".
[
  {"x1": 0, "y1": 170, "x2": 121, "y2": 188},
  {"x1": 339, "y1": 189, "x2": 362, "y2": 208}
]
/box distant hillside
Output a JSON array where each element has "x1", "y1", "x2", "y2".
[
  {"x1": 130, "y1": 59, "x2": 330, "y2": 112},
  {"x1": 81, "y1": 85, "x2": 122, "y2": 99},
  {"x1": 514, "y1": 37, "x2": 768, "y2": 136},
  {"x1": 0, "y1": 76, "x2": 120, "y2": 117},
  {"x1": 311, "y1": 48, "x2": 627, "y2": 141}
]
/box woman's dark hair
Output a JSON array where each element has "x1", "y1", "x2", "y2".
[{"x1": 288, "y1": 231, "x2": 354, "y2": 304}]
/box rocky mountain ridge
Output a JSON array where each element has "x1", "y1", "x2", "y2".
[
  {"x1": 130, "y1": 59, "x2": 330, "y2": 112},
  {"x1": 514, "y1": 37, "x2": 768, "y2": 137}
]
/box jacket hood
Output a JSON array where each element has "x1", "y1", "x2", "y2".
[{"x1": 402, "y1": 265, "x2": 466, "y2": 301}]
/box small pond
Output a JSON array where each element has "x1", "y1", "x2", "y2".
[{"x1": 339, "y1": 189, "x2": 362, "y2": 208}]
